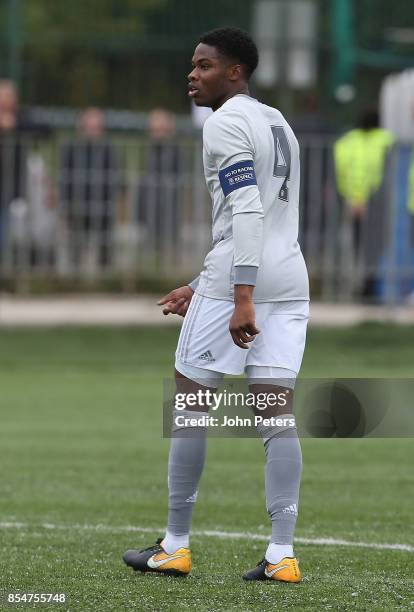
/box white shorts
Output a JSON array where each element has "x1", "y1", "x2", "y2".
[{"x1": 175, "y1": 294, "x2": 309, "y2": 382}]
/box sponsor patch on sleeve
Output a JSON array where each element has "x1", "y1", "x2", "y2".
[{"x1": 218, "y1": 159, "x2": 257, "y2": 197}]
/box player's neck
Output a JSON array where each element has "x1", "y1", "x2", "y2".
[{"x1": 212, "y1": 85, "x2": 250, "y2": 111}]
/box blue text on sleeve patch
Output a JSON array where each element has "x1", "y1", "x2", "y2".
[{"x1": 219, "y1": 160, "x2": 257, "y2": 197}]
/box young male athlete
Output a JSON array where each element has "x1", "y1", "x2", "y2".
[{"x1": 123, "y1": 27, "x2": 309, "y2": 582}]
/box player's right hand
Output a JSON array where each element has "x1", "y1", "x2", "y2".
[{"x1": 157, "y1": 286, "x2": 194, "y2": 317}]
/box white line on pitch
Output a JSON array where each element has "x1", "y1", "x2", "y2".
[{"x1": 0, "y1": 521, "x2": 413, "y2": 553}]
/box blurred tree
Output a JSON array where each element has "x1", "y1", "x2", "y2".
[
  {"x1": 16, "y1": 0, "x2": 254, "y2": 109},
  {"x1": 21, "y1": 0, "x2": 167, "y2": 107},
  {"x1": 0, "y1": 0, "x2": 412, "y2": 122}
]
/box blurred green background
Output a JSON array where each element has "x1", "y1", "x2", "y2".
[{"x1": 1, "y1": 0, "x2": 413, "y2": 124}]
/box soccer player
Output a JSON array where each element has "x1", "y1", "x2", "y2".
[{"x1": 123, "y1": 27, "x2": 309, "y2": 582}]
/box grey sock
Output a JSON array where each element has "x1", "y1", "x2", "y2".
[
  {"x1": 257, "y1": 420, "x2": 302, "y2": 545},
  {"x1": 167, "y1": 410, "x2": 207, "y2": 536}
]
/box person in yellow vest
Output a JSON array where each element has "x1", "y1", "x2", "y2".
[{"x1": 334, "y1": 109, "x2": 394, "y2": 294}]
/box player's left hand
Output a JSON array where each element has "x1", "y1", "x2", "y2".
[{"x1": 229, "y1": 302, "x2": 260, "y2": 349}]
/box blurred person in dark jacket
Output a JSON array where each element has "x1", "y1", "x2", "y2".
[
  {"x1": 0, "y1": 80, "x2": 28, "y2": 264},
  {"x1": 59, "y1": 107, "x2": 123, "y2": 271},
  {"x1": 0, "y1": 80, "x2": 54, "y2": 272},
  {"x1": 137, "y1": 108, "x2": 183, "y2": 261}
]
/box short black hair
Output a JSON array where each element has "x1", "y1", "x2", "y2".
[{"x1": 198, "y1": 27, "x2": 259, "y2": 79}]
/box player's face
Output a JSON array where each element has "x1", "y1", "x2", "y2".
[{"x1": 188, "y1": 43, "x2": 238, "y2": 110}]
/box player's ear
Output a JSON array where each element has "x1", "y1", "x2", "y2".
[{"x1": 227, "y1": 63, "x2": 242, "y2": 82}]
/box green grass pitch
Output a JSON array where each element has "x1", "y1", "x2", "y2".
[{"x1": 0, "y1": 324, "x2": 413, "y2": 611}]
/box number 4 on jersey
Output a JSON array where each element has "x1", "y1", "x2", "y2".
[{"x1": 271, "y1": 126, "x2": 291, "y2": 202}]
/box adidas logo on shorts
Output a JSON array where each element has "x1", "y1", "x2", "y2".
[{"x1": 198, "y1": 350, "x2": 215, "y2": 362}]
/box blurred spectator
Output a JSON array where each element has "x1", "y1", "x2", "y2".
[
  {"x1": 334, "y1": 109, "x2": 394, "y2": 295},
  {"x1": 0, "y1": 80, "x2": 28, "y2": 264},
  {"x1": 59, "y1": 107, "x2": 123, "y2": 272},
  {"x1": 292, "y1": 91, "x2": 335, "y2": 136},
  {"x1": 293, "y1": 92, "x2": 337, "y2": 265},
  {"x1": 27, "y1": 147, "x2": 57, "y2": 268},
  {"x1": 137, "y1": 108, "x2": 183, "y2": 261},
  {"x1": 0, "y1": 80, "x2": 53, "y2": 270}
]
